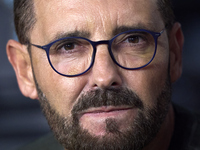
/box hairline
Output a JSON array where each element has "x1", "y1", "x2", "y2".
[{"x1": 16, "y1": 0, "x2": 174, "y2": 46}]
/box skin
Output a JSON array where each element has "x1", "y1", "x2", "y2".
[{"x1": 7, "y1": 0, "x2": 184, "y2": 149}]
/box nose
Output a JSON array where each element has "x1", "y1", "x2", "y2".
[{"x1": 88, "y1": 45, "x2": 123, "y2": 89}]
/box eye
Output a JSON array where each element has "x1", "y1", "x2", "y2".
[
  {"x1": 62, "y1": 42, "x2": 76, "y2": 51},
  {"x1": 125, "y1": 36, "x2": 140, "y2": 44},
  {"x1": 50, "y1": 38, "x2": 92, "y2": 56},
  {"x1": 123, "y1": 34, "x2": 147, "y2": 45},
  {"x1": 113, "y1": 32, "x2": 148, "y2": 46},
  {"x1": 54, "y1": 39, "x2": 80, "y2": 52}
]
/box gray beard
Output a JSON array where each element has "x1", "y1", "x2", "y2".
[{"x1": 35, "y1": 78, "x2": 171, "y2": 150}]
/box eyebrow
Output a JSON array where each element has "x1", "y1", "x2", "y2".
[
  {"x1": 47, "y1": 23, "x2": 158, "y2": 44},
  {"x1": 47, "y1": 30, "x2": 91, "y2": 44},
  {"x1": 112, "y1": 23, "x2": 158, "y2": 36}
]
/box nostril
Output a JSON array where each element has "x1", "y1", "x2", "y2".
[
  {"x1": 111, "y1": 82, "x2": 119, "y2": 86},
  {"x1": 92, "y1": 81, "x2": 120, "y2": 89}
]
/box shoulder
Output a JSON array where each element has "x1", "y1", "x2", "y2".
[
  {"x1": 18, "y1": 132, "x2": 64, "y2": 150},
  {"x1": 169, "y1": 104, "x2": 200, "y2": 150}
]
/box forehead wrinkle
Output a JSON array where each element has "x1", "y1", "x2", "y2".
[
  {"x1": 111, "y1": 0, "x2": 162, "y2": 35},
  {"x1": 33, "y1": 0, "x2": 91, "y2": 43},
  {"x1": 32, "y1": 0, "x2": 164, "y2": 44},
  {"x1": 96, "y1": 0, "x2": 113, "y2": 36}
]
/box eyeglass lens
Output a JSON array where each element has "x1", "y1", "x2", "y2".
[{"x1": 48, "y1": 31, "x2": 155, "y2": 76}]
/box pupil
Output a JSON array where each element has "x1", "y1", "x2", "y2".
[
  {"x1": 64, "y1": 43, "x2": 74, "y2": 50},
  {"x1": 128, "y1": 36, "x2": 139, "y2": 43}
]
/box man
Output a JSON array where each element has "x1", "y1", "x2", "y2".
[{"x1": 6, "y1": 0, "x2": 200, "y2": 150}]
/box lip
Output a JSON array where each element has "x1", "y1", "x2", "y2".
[
  {"x1": 79, "y1": 106, "x2": 134, "y2": 116},
  {"x1": 78, "y1": 106, "x2": 137, "y2": 136}
]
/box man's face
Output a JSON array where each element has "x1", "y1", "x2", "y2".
[{"x1": 30, "y1": 0, "x2": 171, "y2": 149}]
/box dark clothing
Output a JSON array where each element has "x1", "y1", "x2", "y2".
[
  {"x1": 169, "y1": 105, "x2": 200, "y2": 150},
  {"x1": 18, "y1": 133, "x2": 64, "y2": 150},
  {"x1": 19, "y1": 104, "x2": 200, "y2": 150}
]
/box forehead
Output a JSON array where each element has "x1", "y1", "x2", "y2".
[{"x1": 32, "y1": 0, "x2": 163, "y2": 42}]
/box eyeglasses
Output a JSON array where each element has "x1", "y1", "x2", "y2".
[{"x1": 30, "y1": 28, "x2": 165, "y2": 77}]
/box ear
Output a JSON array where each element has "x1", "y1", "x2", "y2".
[
  {"x1": 6, "y1": 40, "x2": 38, "y2": 99},
  {"x1": 169, "y1": 22, "x2": 184, "y2": 83}
]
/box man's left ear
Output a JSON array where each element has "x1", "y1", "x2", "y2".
[{"x1": 169, "y1": 22, "x2": 184, "y2": 83}]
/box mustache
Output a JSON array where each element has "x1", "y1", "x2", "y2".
[{"x1": 72, "y1": 87, "x2": 144, "y2": 115}]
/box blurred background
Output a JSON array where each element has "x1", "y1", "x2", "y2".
[{"x1": 0, "y1": 0, "x2": 200, "y2": 149}]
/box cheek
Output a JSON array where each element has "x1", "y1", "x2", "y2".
[
  {"x1": 32, "y1": 51, "x2": 87, "y2": 116},
  {"x1": 124, "y1": 54, "x2": 169, "y2": 108},
  {"x1": 41, "y1": 76, "x2": 87, "y2": 116}
]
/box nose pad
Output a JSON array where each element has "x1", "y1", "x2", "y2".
[{"x1": 89, "y1": 45, "x2": 123, "y2": 89}]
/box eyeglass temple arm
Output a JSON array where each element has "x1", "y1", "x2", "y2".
[{"x1": 30, "y1": 43, "x2": 47, "y2": 50}]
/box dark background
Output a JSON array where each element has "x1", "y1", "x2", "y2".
[{"x1": 1, "y1": 0, "x2": 200, "y2": 149}]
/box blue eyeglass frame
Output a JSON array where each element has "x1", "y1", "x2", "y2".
[{"x1": 30, "y1": 28, "x2": 165, "y2": 77}]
